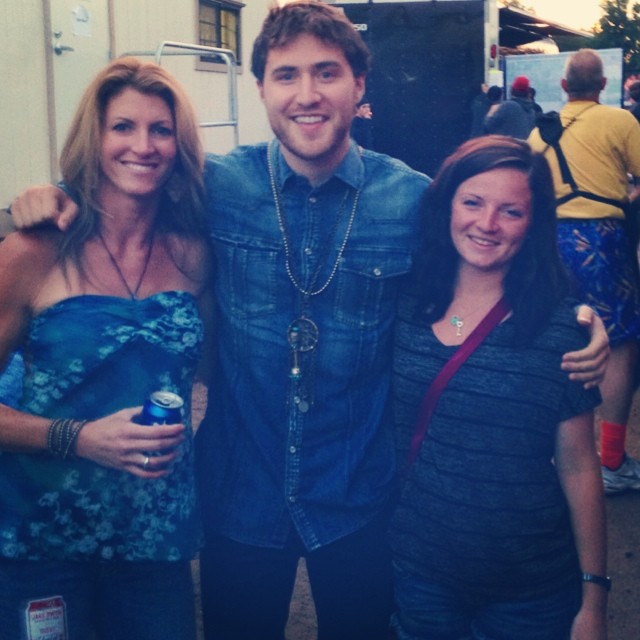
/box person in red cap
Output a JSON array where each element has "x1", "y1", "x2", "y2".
[{"x1": 484, "y1": 74, "x2": 537, "y2": 139}]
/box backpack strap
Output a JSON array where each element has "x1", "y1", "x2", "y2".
[
  {"x1": 536, "y1": 105, "x2": 627, "y2": 214},
  {"x1": 557, "y1": 190, "x2": 629, "y2": 212}
]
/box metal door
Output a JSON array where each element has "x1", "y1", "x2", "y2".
[
  {"x1": 339, "y1": 1, "x2": 486, "y2": 176},
  {"x1": 48, "y1": 0, "x2": 111, "y2": 162}
]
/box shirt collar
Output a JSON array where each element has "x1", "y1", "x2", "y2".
[{"x1": 271, "y1": 139, "x2": 364, "y2": 191}]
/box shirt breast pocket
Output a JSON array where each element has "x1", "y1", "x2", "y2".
[
  {"x1": 212, "y1": 233, "x2": 280, "y2": 319},
  {"x1": 334, "y1": 250, "x2": 412, "y2": 329}
]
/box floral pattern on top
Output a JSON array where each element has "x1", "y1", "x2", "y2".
[{"x1": 0, "y1": 291, "x2": 203, "y2": 562}]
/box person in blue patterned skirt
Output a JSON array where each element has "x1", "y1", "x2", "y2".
[{"x1": 0, "y1": 58, "x2": 213, "y2": 639}]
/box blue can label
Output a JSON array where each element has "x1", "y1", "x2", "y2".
[{"x1": 137, "y1": 391, "x2": 184, "y2": 425}]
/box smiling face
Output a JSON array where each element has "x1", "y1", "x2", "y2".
[
  {"x1": 450, "y1": 167, "x2": 532, "y2": 277},
  {"x1": 98, "y1": 87, "x2": 177, "y2": 205},
  {"x1": 258, "y1": 33, "x2": 365, "y2": 183}
]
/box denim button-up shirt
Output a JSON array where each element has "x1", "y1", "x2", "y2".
[{"x1": 198, "y1": 141, "x2": 429, "y2": 550}]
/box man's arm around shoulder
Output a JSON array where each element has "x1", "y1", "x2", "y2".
[{"x1": 11, "y1": 185, "x2": 77, "y2": 231}]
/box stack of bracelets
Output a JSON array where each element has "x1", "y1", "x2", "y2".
[{"x1": 47, "y1": 418, "x2": 88, "y2": 459}]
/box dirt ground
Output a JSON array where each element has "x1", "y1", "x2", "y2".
[
  {"x1": 601, "y1": 396, "x2": 640, "y2": 638},
  {"x1": 192, "y1": 383, "x2": 640, "y2": 640}
]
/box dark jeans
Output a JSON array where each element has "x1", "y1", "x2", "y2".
[
  {"x1": 200, "y1": 515, "x2": 393, "y2": 640},
  {"x1": 390, "y1": 562, "x2": 582, "y2": 640},
  {"x1": 0, "y1": 558, "x2": 196, "y2": 640}
]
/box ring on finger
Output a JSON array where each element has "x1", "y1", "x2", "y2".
[{"x1": 142, "y1": 455, "x2": 150, "y2": 469}]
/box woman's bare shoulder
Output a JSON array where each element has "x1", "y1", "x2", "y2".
[
  {"x1": 0, "y1": 229, "x2": 62, "y2": 315},
  {"x1": 0, "y1": 229, "x2": 60, "y2": 274}
]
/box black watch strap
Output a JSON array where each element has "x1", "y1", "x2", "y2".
[{"x1": 582, "y1": 573, "x2": 612, "y2": 591}]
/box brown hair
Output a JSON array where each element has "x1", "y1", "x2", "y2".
[
  {"x1": 415, "y1": 135, "x2": 568, "y2": 341},
  {"x1": 251, "y1": 1, "x2": 371, "y2": 83}
]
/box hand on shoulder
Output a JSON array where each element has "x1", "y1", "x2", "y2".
[{"x1": 11, "y1": 185, "x2": 77, "y2": 231}]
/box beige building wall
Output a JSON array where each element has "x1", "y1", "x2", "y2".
[
  {"x1": 111, "y1": 0, "x2": 273, "y2": 152},
  {"x1": 1, "y1": 1, "x2": 51, "y2": 210},
  {"x1": 1, "y1": 0, "x2": 274, "y2": 211}
]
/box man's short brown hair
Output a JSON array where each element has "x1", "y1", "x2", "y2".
[{"x1": 251, "y1": 1, "x2": 371, "y2": 83}]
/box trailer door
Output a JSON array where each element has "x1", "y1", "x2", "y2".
[{"x1": 340, "y1": 1, "x2": 485, "y2": 177}]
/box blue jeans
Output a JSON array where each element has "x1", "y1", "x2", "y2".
[
  {"x1": 391, "y1": 563, "x2": 582, "y2": 640},
  {"x1": 0, "y1": 558, "x2": 196, "y2": 640}
]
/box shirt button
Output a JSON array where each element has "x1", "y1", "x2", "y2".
[
  {"x1": 288, "y1": 495, "x2": 297, "y2": 503},
  {"x1": 309, "y1": 196, "x2": 317, "y2": 204},
  {"x1": 373, "y1": 267, "x2": 382, "y2": 277},
  {"x1": 289, "y1": 446, "x2": 297, "y2": 454},
  {"x1": 304, "y1": 247, "x2": 313, "y2": 256}
]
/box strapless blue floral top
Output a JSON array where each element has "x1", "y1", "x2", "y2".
[{"x1": 0, "y1": 291, "x2": 203, "y2": 562}]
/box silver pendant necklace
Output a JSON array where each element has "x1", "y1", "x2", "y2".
[
  {"x1": 267, "y1": 141, "x2": 360, "y2": 404},
  {"x1": 450, "y1": 315, "x2": 464, "y2": 337},
  {"x1": 97, "y1": 230, "x2": 154, "y2": 300},
  {"x1": 449, "y1": 296, "x2": 504, "y2": 337}
]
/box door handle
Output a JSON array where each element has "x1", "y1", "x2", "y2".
[
  {"x1": 54, "y1": 42, "x2": 75, "y2": 55},
  {"x1": 52, "y1": 31, "x2": 74, "y2": 56}
]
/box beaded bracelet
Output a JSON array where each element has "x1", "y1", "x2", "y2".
[{"x1": 46, "y1": 418, "x2": 88, "y2": 459}]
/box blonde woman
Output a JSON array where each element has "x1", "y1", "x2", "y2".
[{"x1": 0, "y1": 58, "x2": 213, "y2": 639}]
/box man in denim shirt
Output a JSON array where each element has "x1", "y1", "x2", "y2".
[
  {"x1": 195, "y1": 5, "x2": 428, "y2": 638},
  {"x1": 9, "y1": 3, "x2": 609, "y2": 638}
]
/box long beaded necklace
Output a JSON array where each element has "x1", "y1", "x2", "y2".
[
  {"x1": 267, "y1": 140, "x2": 361, "y2": 410},
  {"x1": 97, "y1": 230, "x2": 154, "y2": 300}
]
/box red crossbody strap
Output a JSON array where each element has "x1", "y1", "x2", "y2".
[{"x1": 405, "y1": 297, "x2": 511, "y2": 472}]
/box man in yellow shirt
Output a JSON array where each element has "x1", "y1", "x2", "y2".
[{"x1": 530, "y1": 49, "x2": 640, "y2": 494}]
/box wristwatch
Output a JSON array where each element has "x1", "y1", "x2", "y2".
[{"x1": 582, "y1": 573, "x2": 612, "y2": 591}]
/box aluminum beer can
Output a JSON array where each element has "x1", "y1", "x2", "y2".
[{"x1": 137, "y1": 390, "x2": 184, "y2": 425}]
